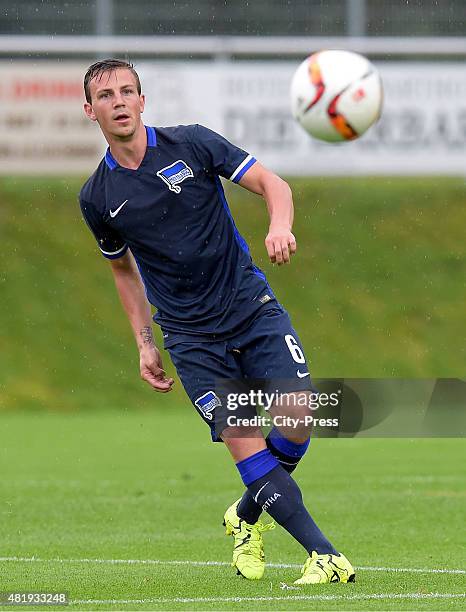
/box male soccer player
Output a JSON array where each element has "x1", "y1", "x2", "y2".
[{"x1": 79, "y1": 59, "x2": 355, "y2": 585}]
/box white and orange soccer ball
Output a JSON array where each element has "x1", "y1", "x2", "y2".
[{"x1": 290, "y1": 50, "x2": 383, "y2": 143}]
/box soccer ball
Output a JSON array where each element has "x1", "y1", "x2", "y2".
[{"x1": 290, "y1": 50, "x2": 383, "y2": 143}]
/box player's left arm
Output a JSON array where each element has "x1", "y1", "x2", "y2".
[{"x1": 238, "y1": 161, "x2": 296, "y2": 265}]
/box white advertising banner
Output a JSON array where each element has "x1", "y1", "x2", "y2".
[
  {"x1": 1, "y1": 60, "x2": 466, "y2": 175},
  {"x1": 0, "y1": 62, "x2": 105, "y2": 174}
]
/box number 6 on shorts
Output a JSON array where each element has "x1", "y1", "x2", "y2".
[{"x1": 284, "y1": 334, "x2": 306, "y2": 364}]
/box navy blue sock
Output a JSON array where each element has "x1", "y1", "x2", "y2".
[
  {"x1": 267, "y1": 427, "x2": 311, "y2": 473},
  {"x1": 236, "y1": 450, "x2": 336, "y2": 555},
  {"x1": 237, "y1": 428, "x2": 310, "y2": 524}
]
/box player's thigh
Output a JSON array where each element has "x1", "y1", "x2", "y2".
[
  {"x1": 238, "y1": 308, "x2": 314, "y2": 439},
  {"x1": 168, "y1": 341, "x2": 254, "y2": 442},
  {"x1": 239, "y1": 306, "x2": 312, "y2": 392}
]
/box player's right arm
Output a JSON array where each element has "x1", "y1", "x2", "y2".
[
  {"x1": 109, "y1": 251, "x2": 174, "y2": 393},
  {"x1": 188, "y1": 124, "x2": 295, "y2": 265},
  {"x1": 80, "y1": 192, "x2": 173, "y2": 393}
]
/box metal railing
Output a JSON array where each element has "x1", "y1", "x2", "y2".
[{"x1": 3, "y1": 34, "x2": 466, "y2": 60}]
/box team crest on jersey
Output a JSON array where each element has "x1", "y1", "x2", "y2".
[
  {"x1": 156, "y1": 159, "x2": 194, "y2": 194},
  {"x1": 194, "y1": 391, "x2": 221, "y2": 421}
]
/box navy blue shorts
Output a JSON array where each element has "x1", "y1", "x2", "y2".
[{"x1": 167, "y1": 305, "x2": 312, "y2": 441}]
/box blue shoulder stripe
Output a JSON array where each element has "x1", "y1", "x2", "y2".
[
  {"x1": 146, "y1": 125, "x2": 157, "y2": 147},
  {"x1": 105, "y1": 149, "x2": 118, "y2": 170}
]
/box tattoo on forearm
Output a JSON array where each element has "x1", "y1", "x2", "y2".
[{"x1": 140, "y1": 326, "x2": 155, "y2": 346}]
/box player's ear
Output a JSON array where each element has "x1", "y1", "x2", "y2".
[
  {"x1": 139, "y1": 94, "x2": 145, "y2": 113},
  {"x1": 84, "y1": 102, "x2": 97, "y2": 122}
]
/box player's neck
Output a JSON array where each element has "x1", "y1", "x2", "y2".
[{"x1": 107, "y1": 121, "x2": 147, "y2": 170}]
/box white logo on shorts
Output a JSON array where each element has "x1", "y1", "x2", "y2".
[
  {"x1": 194, "y1": 391, "x2": 221, "y2": 421},
  {"x1": 296, "y1": 370, "x2": 310, "y2": 378}
]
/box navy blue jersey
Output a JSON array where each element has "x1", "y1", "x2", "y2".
[{"x1": 79, "y1": 124, "x2": 277, "y2": 346}]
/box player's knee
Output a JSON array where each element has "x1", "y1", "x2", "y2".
[
  {"x1": 285, "y1": 428, "x2": 311, "y2": 445},
  {"x1": 277, "y1": 419, "x2": 312, "y2": 444},
  {"x1": 271, "y1": 392, "x2": 313, "y2": 444},
  {"x1": 289, "y1": 412, "x2": 312, "y2": 444},
  {"x1": 221, "y1": 426, "x2": 266, "y2": 462}
]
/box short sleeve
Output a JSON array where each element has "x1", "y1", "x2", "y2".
[
  {"x1": 80, "y1": 198, "x2": 128, "y2": 260},
  {"x1": 191, "y1": 124, "x2": 256, "y2": 183}
]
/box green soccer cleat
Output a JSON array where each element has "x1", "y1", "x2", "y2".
[
  {"x1": 223, "y1": 498, "x2": 275, "y2": 580},
  {"x1": 294, "y1": 551, "x2": 356, "y2": 585}
]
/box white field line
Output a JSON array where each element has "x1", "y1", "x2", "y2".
[
  {"x1": 70, "y1": 593, "x2": 466, "y2": 606},
  {"x1": 0, "y1": 556, "x2": 465, "y2": 575}
]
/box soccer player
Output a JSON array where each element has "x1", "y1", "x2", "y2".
[{"x1": 79, "y1": 59, "x2": 355, "y2": 585}]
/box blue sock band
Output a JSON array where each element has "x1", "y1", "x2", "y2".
[
  {"x1": 236, "y1": 449, "x2": 279, "y2": 486},
  {"x1": 267, "y1": 427, "x2": 310, "y2": 458}
]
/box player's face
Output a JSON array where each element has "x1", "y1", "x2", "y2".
[{"x1": 84, "y1": 68, "x2": 145, "y2": 140}]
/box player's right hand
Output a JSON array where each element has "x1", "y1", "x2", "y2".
[
  {"x1": 139, "y1": 346, "x2": 174, "y2": 393},
  {"x1": 265, "y1": 225, "x2": 297, "y2": 265}
]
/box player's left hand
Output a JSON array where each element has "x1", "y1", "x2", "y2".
[
  {"x1": 265, "y1": 225, "x2": 297, "y2": 265},
  {"x1": 140, "y1": 346, "x2": 175, "y2": 393}
]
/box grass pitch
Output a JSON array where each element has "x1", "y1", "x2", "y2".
[{"x1": 1, "y1": 411, "x2": 465, "y2": 610}]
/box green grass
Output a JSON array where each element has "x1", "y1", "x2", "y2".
[
  {"x1": 1, "y1": 177, "x2": 466, "y2": 412},
  {"x1": 0, "y1": 411, "x2": 465, "y2": 610}
]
